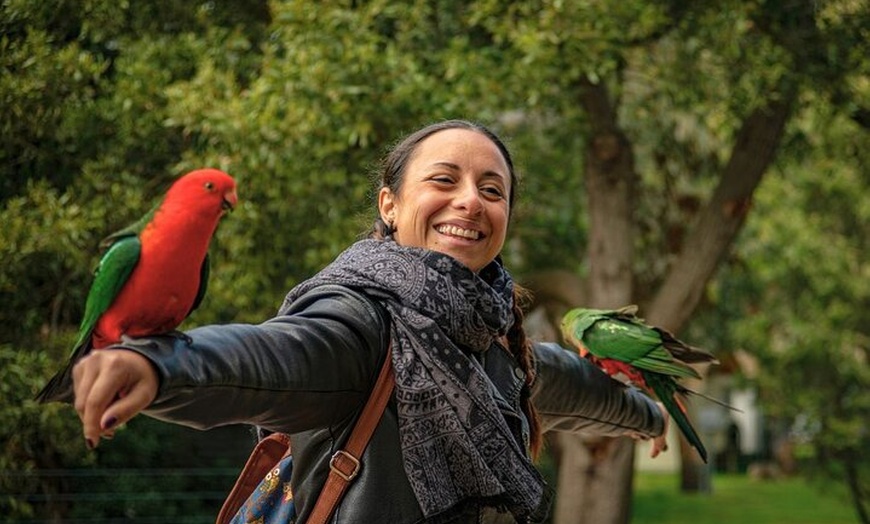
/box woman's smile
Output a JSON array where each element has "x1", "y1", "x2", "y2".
[
  {"x1": 435, "y1": 223, "x2": 482, "y2": 241},
  {"x1": 378, "y1": 128, "x2": 511, "y2": 272}
]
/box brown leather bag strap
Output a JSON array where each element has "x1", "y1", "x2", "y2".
[{"x1": 307, "y1": 348, "x2": 395, "y2": 524}]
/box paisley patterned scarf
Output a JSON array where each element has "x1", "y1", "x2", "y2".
[{"x1": 280, "y1": 239, "x2": 552, "y2": 523}]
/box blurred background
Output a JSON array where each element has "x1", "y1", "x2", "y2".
[{"x1": 1, "y1": 1, "x2": 867, "y2": 523}]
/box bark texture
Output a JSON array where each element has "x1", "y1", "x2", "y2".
[{"x1": 547, "y1": 77, "x2": 795, "y2": 523}]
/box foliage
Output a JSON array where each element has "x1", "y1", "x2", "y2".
[
  {"x1": 712, "y1": 97, "x2": 870, "y2": 522},
  {"x1": 2, "y1": 0, "x2": 869, "y2": 521},
  {"x1": 0, "y1": 344, "x2": 93, "y2": 518},
  {"x1": 0, "y1": 339, "x2": 251, "y2": 520}
]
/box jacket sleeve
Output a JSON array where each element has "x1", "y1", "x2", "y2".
[
  {"x1": 531, "y1": 342, "x2": 664, "y2": 438},
  {"x1": 112, "y1": 285, "x2": 389, "y2": 435}
]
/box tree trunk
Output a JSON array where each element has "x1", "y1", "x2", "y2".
[
  {"x1": 551, "y1": 78, "x2": 796, "y2": 520},
  {"x1": 553, "y1": 435, "x2": 636, "y2": 524},
  {"x1": 553, "y1": 77, "x2": 637, "y2": 524},
  {"x1": 645, "y1": 96, "x2": 794, "y2": 487}
]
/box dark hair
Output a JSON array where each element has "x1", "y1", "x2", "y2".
[
  {"x1": 370, "y1": 120, "x2": 542, "y2": 459},
  {"x1": 371, "y1": 119, "x2": 519, "y2": 239}
]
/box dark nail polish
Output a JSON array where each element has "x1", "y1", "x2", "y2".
[
  {"x1": 103, "y1": 416, "x2": 117, "y2": 430},
  {"x1": 85, "y1": 438, "x2": 95, "y2": 450}
]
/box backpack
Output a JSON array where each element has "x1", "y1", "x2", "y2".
[
  {"x1": 219, "y1": 432, "x2": 297, "y2": 523},
  {"x1": 215, "y1": 349, "x2": 394, "y2": 524}
]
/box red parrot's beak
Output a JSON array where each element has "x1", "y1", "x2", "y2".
[{"x1": 222, "y1": 189, "x2": 238, "y2": 213}]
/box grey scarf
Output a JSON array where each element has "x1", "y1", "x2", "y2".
[{"x1": 281, "y1": 239, "x2": 552, "y2": 523}]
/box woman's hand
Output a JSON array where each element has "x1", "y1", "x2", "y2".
[
  {"x1": 626, "y1": 401, "x2": 671, "y2": 458},
  {"x1": 72, "y1": 349, "x2": 158, "y2": 449},
  {"x1": 648, "y1": 402, "x2": 670, "y2": 458}
]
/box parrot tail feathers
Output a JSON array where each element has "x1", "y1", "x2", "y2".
[
  {"x1": 678, "y1": 384, "x2": 743, "y2": 413},
  {"x1": 649, "y1": 374, "x2": 708, "y2": 463},
  {"x1": 663, "y1": 392, "x2": 708, "y2": 464},
  {"x1": 35, "y1": 340, "x2": 93, "y2": 404},
  {"x1": 34, "y1": 365, "x2": 75, "y2": 404}
]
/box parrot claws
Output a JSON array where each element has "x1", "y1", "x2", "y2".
[
  {"x1": 122, "y1": 331, "x2": 193, "y2": 346},
  {"x1": 169, "y1": 330, "x2": 194, "y2": 346}
]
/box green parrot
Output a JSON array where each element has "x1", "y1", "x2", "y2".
[{"x1": 560, "y1": 305, "x2": 720, "y2": 463}]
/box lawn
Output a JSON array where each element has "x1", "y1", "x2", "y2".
[{"x1": 632, "y1": 472, "x2": 857, "y2": 524}]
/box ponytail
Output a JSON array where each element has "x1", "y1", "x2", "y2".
[{"x1": 506, "y1": 284, "x2": 543, "y2": 460}]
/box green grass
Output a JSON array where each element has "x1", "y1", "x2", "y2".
[{"x1": 632, "y1": 473, "x2": 857, "y2": 524}]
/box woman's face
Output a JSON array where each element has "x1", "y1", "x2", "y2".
[{"x1": 378, "y1": 128, "x2": 511, "y2": 273}]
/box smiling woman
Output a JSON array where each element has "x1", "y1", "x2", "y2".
[
  {"x1": 64, "y1": 119, "x2": 668, "y2": 524},
  {"x1": 377, "y1": 126, "x2": 511, "y2": 273}
]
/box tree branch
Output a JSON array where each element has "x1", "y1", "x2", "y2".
[{"x1": 646, "y1": 94, "x2": 796, "y2": 332}]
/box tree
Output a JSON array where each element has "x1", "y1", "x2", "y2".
[
  {"x1": 4, "y1": 0, "x2": 868, "y2": 522},
  {"x1": 718, "y1": 98, "x2": 870, "y2": 523},
  {"x1": 470, "y1": 1, "x2": 868, "y2": 522},
  {"x1": 0, "y1": 0, "x2": 271, "y2": 519}
]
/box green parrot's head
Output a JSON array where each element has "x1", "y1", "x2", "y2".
[
  {"x1": 560, "y1": 308, "x2": 599, "y2": 355},
  {"x1": 559, "y1": 308, "x2": 579, "y2": 338}
]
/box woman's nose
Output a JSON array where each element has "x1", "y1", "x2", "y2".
[{"x1": 454, "y1": 183, "x2": 484, "y2": 215}]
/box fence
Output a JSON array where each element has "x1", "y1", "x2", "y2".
[{"x1": 2, "y1": 467, "x2": 241, "y2": 523}]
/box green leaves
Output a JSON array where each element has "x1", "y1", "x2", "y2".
[
  {"x1": 3, "y1": 0, "x2": 870, "y2": 519},
  {"x1": 712, "y1": 101, "x2": 870, "y2": 513}
]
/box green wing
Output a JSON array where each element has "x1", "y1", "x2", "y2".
[
  {"x1": 99, "y1": 202, "x2": 158, "y2": 250},
  {"x1": 83, "y1": 202, "x2": 160, "y2": 339},
  {"x1": 74, "y1": 234, "x2": 141, "y2": 350},
  {"x1": 36, "y1": 234, "x2": 141, "y2": 403},
  {"x1": 564, "y1": 305, "x2": 638, "y2": 338},
  {"x1": 583, "y1": 316, "x2": 700, "y2": 379}
]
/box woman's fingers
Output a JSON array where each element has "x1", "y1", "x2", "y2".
[
  {"x1": 649, "y1": 434, "x2": 669, "y2": 458},
  {"x1": 98, "y1": 364, "x2": 157, "y2": 433},
  {"x1": 72, "y1": 350, "x2": 158, "y2": 449},
  {"x1": 72, "y1": 352, "x2": 106, "y2": 449},
  {"x1": 649, "y1": 401, "x2": 671, "y2": 459}
]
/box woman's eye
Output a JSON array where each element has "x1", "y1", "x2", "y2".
[{"x1": 482, "y1": 186, "x2": 505, "y2": 199}]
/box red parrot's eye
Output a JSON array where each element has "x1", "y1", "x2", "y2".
[{"x1": 204, "y1": 182, "x2": 215, "y2": 191}]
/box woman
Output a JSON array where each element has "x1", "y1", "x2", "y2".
[{"x1": 72, "y1": 120, "x2": 668, "y2": 523}]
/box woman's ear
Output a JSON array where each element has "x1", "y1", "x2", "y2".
[{"x1": 378, "y1": 187, "x2": 397, "y2": 225}]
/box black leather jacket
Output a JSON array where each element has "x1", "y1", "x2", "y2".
[{"x1": 126, "y1": 285, "x2": 663, "y2": 523}]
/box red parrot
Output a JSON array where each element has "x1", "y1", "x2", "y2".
[{"x1": 36, "y1": 168, "x2": 238, "y2": 403}]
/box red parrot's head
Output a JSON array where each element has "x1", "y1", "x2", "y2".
[{"x1": 169, "y1": 168, "x2": 238, "y2": 218}]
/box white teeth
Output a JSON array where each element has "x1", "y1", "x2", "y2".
[{"x1": 437, "y1": 225, "x2": 480, "y2": 240}]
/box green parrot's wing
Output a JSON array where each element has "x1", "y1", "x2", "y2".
[
  {"x1": 565, "y1": 306, "x2": 638, "y2": 337},
  {"x1": 99, "y1": 203, "x2": 159, "y2": 250},
  {"x1": 655, "y1": 326, "x2": 719, "y2": 365},
  {"x1": 36, "y1": 234, "x2": 140, "y2": 403},
  {"x1": 584, "y1": 318, "x2": 700, "y2": 379},
  {"x1": 569, "y1": 312, "x2": 605, "y2": 336},
  {"x1": 74, "y1": 234, "x2": 141, "y2": 350},
  {"x1": 187, "y1": 253, "x2": 210, "y2": 316}
]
